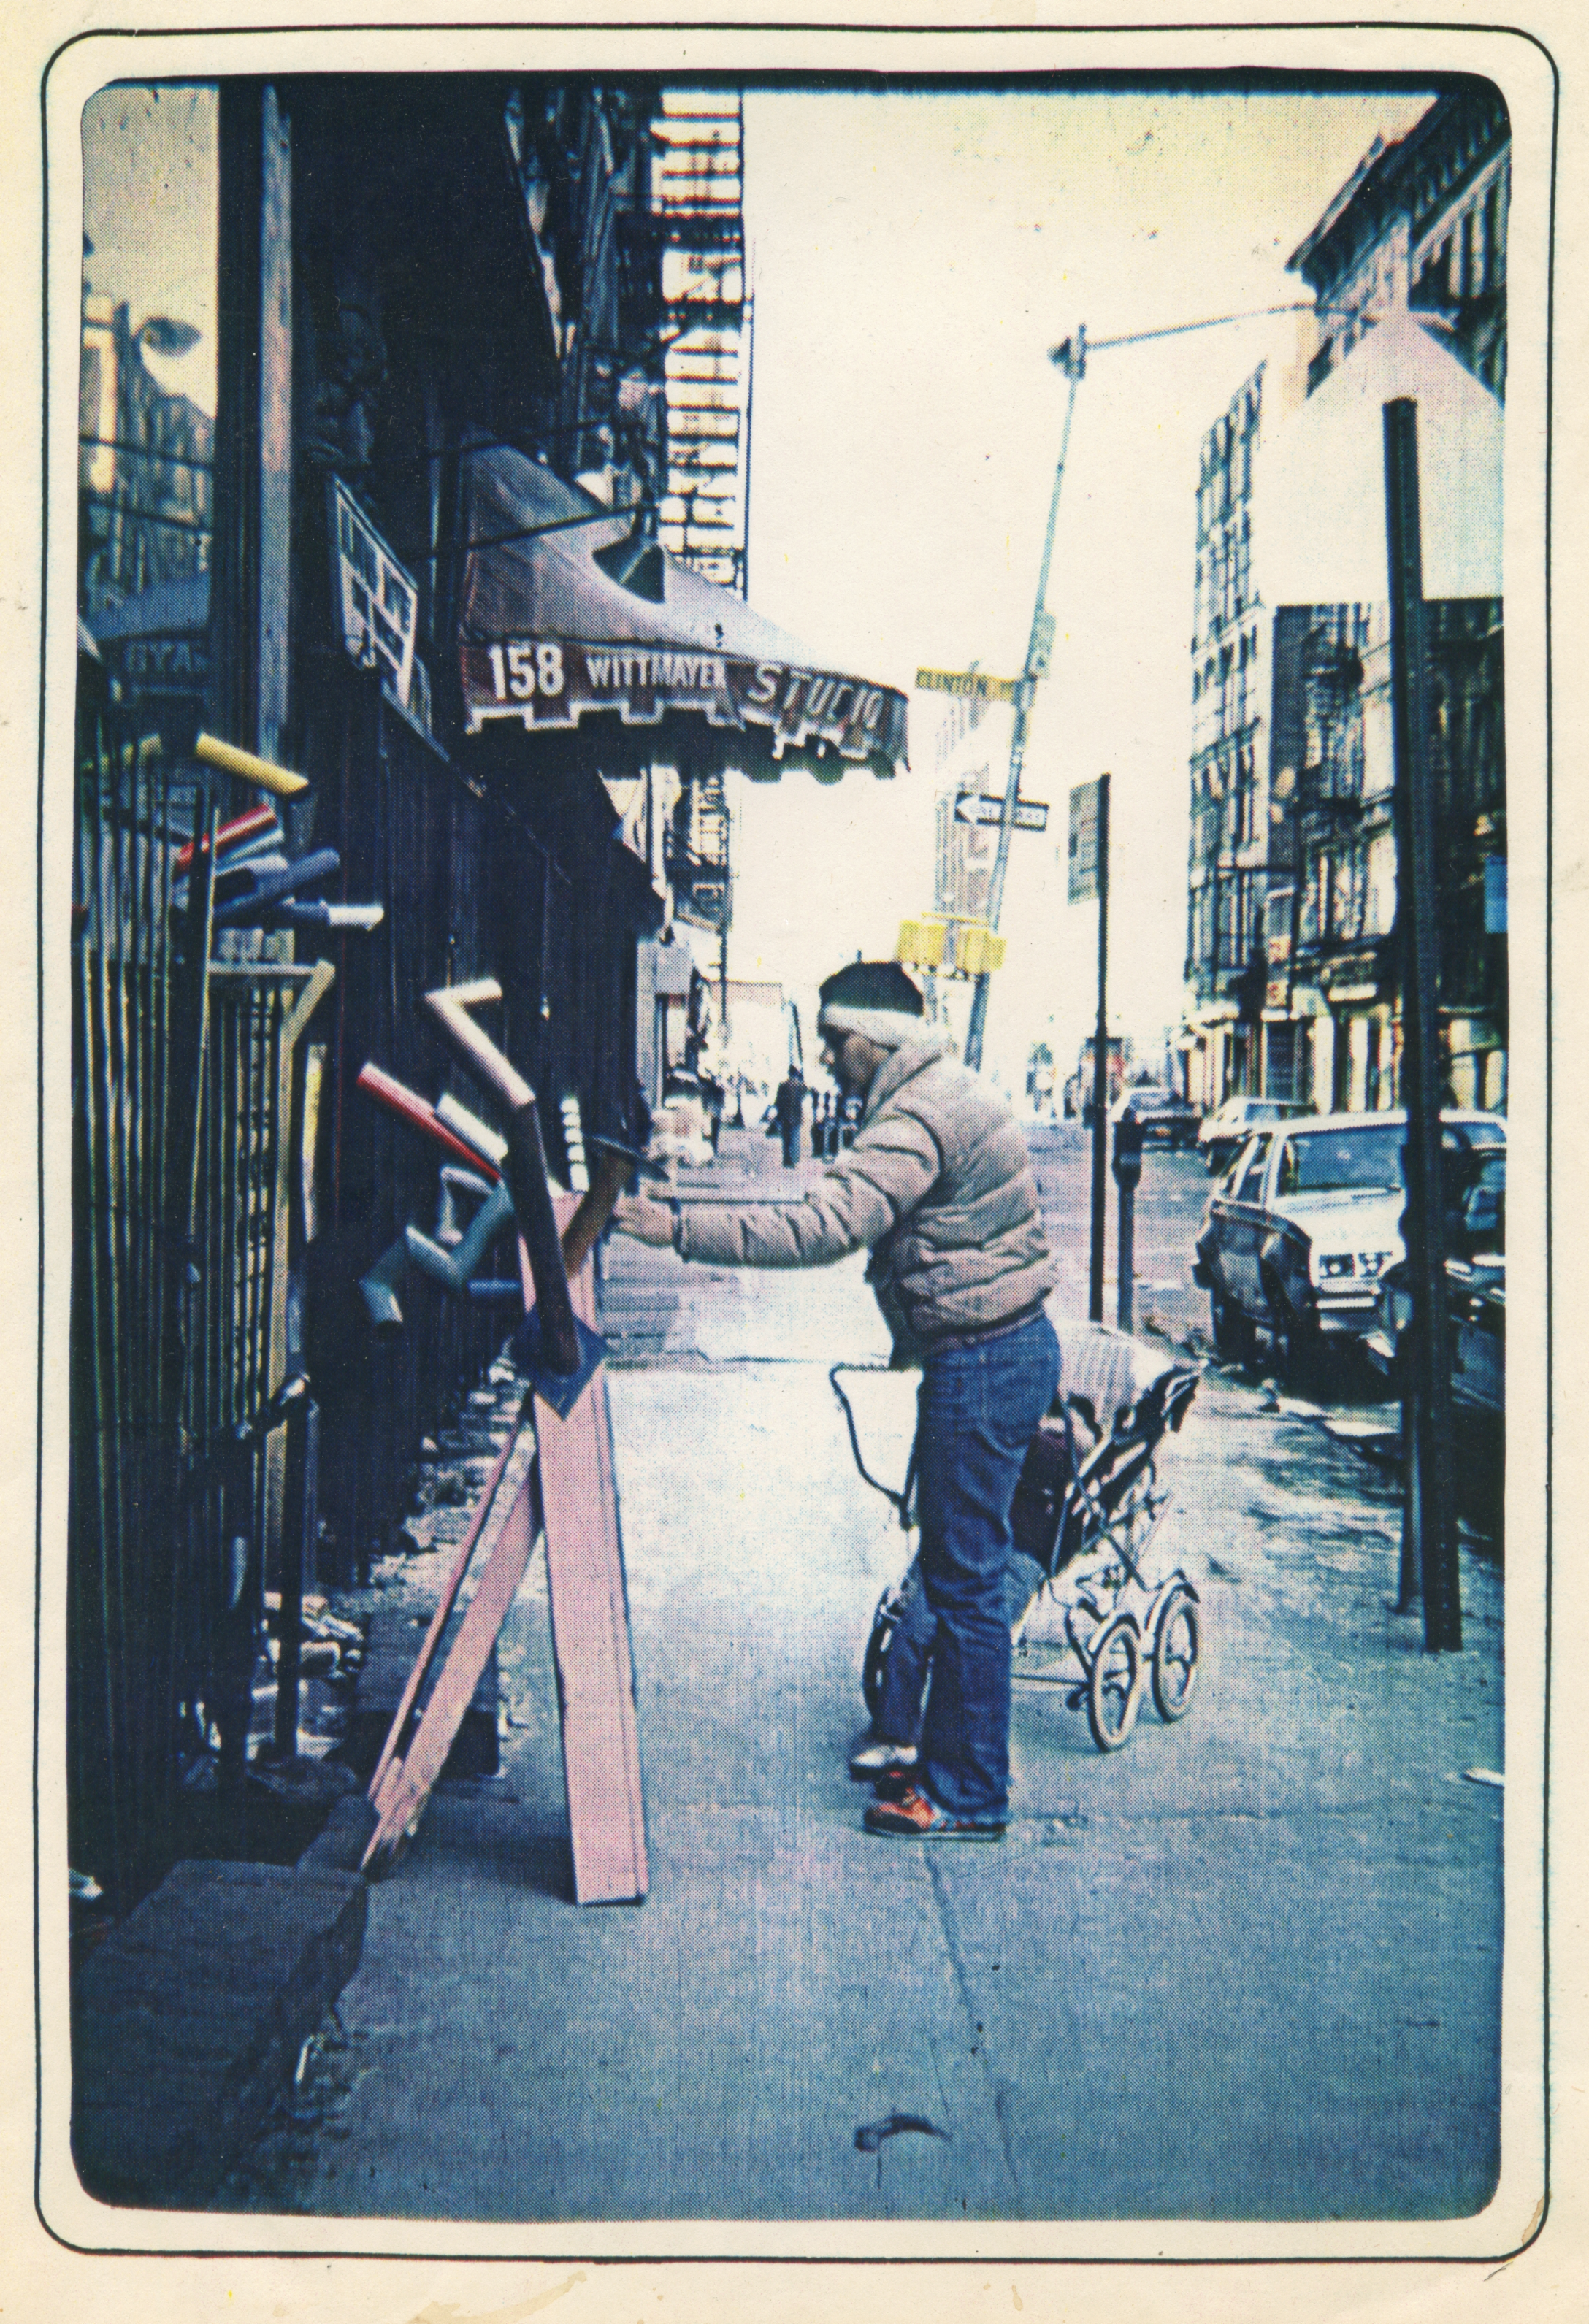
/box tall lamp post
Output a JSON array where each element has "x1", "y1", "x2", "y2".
[
  {"x1": 961, "y1": 300, "x2": 1338, "y2": 1078},
  {"x1": 964, "y1": 329, "x2": 1085, "y2": 1071},
  {"x1": 1383, "y1": 399, "x2": 1460, "y2": 1652}
]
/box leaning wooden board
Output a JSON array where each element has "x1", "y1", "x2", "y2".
[
  {"x1": 361, "y1": 1441, "x2": 538, "y2": 1876},
  {"x1": 540, "y1": 1227, "x2": 648, "y2": 1904},
  {"x1": 363, "y1": 1200, "x2": 648, "y2": 1903},
  {"x1": 365, "y1": 1412, "x2": 526, "y2": 1811}
]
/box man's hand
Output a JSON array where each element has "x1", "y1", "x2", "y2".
[{"x1": 611, "y1": 1192, "x2": 676, "y2": 1248}]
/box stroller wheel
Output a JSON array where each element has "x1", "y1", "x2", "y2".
[
  {"x1": 1086, "y1": 1614, "x2": 1143, "y2": 1752},
  {"x1": 862, "y1": 1589, "x2": 900, "y2": 1725},
  {"x1": 1151, "y1": 1583, "x2": 1201, "y2": 1722}
]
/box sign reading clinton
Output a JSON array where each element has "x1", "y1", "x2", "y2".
[{"x1": 459, "y1": 634, "x2": 908, "y2": 779}]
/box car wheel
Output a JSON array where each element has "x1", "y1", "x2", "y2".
[{"x1": 1209, "y1": 1284, "x2": 1253, "y2": 1364}]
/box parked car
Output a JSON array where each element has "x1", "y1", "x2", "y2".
[
  {"x1": 1196, "y1": 1092, "x2": 1307, "y2": 1176},
  {"x1": 1365, "y1": 1145, "x2": 1505, "y2": 1418},
  {"x1": 1366, "y1": 1145, "x2": 1505, "y2": 1530},
  {"x1": 1192, "y1": 1108, "x2": 1506, "y2": 1377},
  {"x1": 1110, "y1": 1084, "x2": 1201, "y2": 1151}
]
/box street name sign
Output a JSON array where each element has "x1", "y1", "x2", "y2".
[
  {"x1": 955, "y1": 792, "x2": 1049, "y2": 833},
  {"x1": 916, "y1": 667, "x2": 1022, "y2": 705}
]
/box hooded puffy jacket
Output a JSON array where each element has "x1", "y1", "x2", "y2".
[{"x1": 673, "y1": 1031, "x2": 1054, "y2": 1351}]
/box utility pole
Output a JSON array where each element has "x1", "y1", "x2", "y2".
[
  {"x1": 1089, "y1": 773, "x2": 1111, "y2": 1321},
  {"x1": 1383, "y1": 398, "x2": 1460, "y2": 1653},
  {"x1": 718, "y1": 803, "x2": 730, "y2": 1058},
  {"x1": 965, "y1": 327, "x2": 1086, "y2": 1072}
]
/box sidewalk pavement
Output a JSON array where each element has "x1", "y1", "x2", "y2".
[{"x1": 211, "y1": 1231, "x2": 1504, "y2": 2227}]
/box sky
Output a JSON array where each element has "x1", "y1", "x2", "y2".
[
  {"x1": 80, "y1": 84, "x2": 218, "y2": 410},
  {"x1": 729, "y1": 85, "x2": 1437, "y2": 1092}
]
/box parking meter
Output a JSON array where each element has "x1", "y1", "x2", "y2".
[
  {"x1": 1111, "y1": 1113, "x2": 1143, "y2": 1330},
  {"x1": 1112, "y1": 1111, "x2": 1144, "y2": 1187}
]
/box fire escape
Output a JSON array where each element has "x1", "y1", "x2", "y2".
[{"x1": 648, "y1": 90, "x2": 749, "y2": 947}]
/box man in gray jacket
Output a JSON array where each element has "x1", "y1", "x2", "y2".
[{"x1": 614, "y1": 959, "x2": 1060, "y2": 1840}]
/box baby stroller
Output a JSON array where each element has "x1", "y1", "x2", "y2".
[{"x1": 831, "y1": 1319, "x2": 1203, "y2": 1754}]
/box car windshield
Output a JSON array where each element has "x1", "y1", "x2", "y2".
[
  {"x1": 1463, "y1": 1151, "x2": 1506, "y2": 1248},
  {"x1": 1230, "y1": 1134, "x2": 1272, "y2": 1199},
  {"x1": 1277, "y1": 1125, "x2": 1404, "y2": 1195}
]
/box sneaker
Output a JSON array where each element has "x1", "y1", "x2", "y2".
[
  {"x1": 848, "y1": 1738, "x2": 919, "y2": 1782},
  {"x1": 863, "y1": 1784, "x2": 1006, "y2": 1841}
]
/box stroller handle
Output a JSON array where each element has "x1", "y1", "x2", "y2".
[{"x1": 829, "y1": 1363, "x2": 916, "y2": 1528}]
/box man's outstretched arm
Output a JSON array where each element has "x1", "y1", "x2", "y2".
[{"x1": 614, "y1": 1111, "x2": 941, "y2": 1268}]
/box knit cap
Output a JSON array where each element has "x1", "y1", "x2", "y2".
[{"x1": 816, "y1": 959, "x2": 927, "y2": 1051}]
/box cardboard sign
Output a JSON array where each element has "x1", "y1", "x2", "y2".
[{"x1": 330, "y1": 477, "x2": 417, "y2": 709}]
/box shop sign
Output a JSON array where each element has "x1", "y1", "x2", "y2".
[
  {"x1": 676, "y1": 877, "x2": 729, "y2": 933},
  {"x1": 102, "y1": 631, "x2": 210, "y2": 697},
  {"x1": 1068, "y1": 778, "x2": 1105, "y2": 905},
  {"x1": 330, "y1": 477, "x2": 416, "y2": 708},
  {"x1": 461, "y1": 636, "x2": 908, "y2": 771}
]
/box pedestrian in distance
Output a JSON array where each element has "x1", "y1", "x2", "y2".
[
  {"x1": 613, "y1": 958, "x2": 1059, "y2": 1840},
  {"x1": 772, "y1": 1065, "x2": 805, "y2": 1167},
  {"x1": 818, "y1": 1089, "x2": 837, "y2": 1160}
]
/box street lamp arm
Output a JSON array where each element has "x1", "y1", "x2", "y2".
[{"x1": 1075, "y1": 301, "x2": 1319, "y2": 356}]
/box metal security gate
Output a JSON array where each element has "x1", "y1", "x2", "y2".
[
  {"x1": 69, "y1": 702, "x2": 188, "y2": 1907},
  {"x1": 70, "y1": 675, "x2": 332, "y2": 1907}
]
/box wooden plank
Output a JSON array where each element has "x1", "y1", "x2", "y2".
[
  {"x1": 259, "y1": 85, "x2": 293, "y2": 766},
  {"x1": 537, "y1": 1229, "x2": 648, "y2": 1904},
  {"x1": 363, "y1": 1470, "x2": 537, "y2": 1874},
  {"x1": 364, "y1": 1405, "x2": 524, "y2": 1803},
  {"x1": 361, "y1": 1200, "x2": 648, "y2": 1904}
]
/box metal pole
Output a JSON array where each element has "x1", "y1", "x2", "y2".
[
  {"x1": 719, "y1": 802, "x2": 730, "y2": 1046},
  {"x1": 1116, "y1": 1173, "x2": 1135, "y2": 1332},
  {"x1": 1383, "y1": 399, "x2": 1460, "y2": 1652},
  {"x1": 965, "y1": 330, "x2": 1085, "y2": 1070},
  {"x1": 1089, "y1": 772, "x2": 1111, "y2": 1322}
]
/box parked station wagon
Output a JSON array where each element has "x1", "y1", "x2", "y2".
[
  {"x1": 1192, "y1": 1109, "x2": 1506, "y2": 1376},
  {"x1": 1195, "y1": 1092, "x2": 1307, "y2": 1176}
]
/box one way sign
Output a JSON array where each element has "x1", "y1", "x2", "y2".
[{"x1": 955, "y1": 792, "x2": 1049, "y2": 834}]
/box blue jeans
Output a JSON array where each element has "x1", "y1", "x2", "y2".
[
  {"x1": 904, "y1": 1310, "x2": 1061, "y2": 1823},
  {"x1": 876, "y1": 1551, "x2": 1047, "y2": 1748}
]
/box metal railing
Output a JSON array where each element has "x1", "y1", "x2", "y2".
[{"x1": 69, "y1": 680, "x2": 331, "y2": 1907}]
